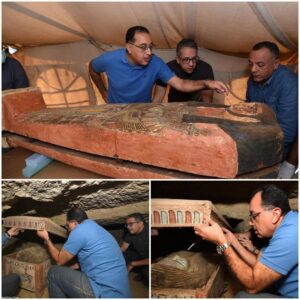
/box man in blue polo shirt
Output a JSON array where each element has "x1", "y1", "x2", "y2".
[
  {"x1": 246, "y1": 41, "x2": 298, "y2": 178},
  {"x1": 37, "y1": 207, "x2": 131, "y2": 298},
  {"x1": 89, "y1": 26, "x2": 228, "y2": 104},
  {"x1": 194, "y1": 184, "x2": 298, "y2": 298}
]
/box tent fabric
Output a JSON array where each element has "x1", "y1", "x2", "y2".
[{"x1": 2, "y1": 2, "x2": 298, "y2": 106}]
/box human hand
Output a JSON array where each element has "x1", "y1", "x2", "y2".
[
  {"x1": 205, "y1": 80, "x2": 229, "y2": 95},
  {"x1": 222, "y1": 227, "x2": 239, "y2": 248},
  {"x1": 194, "y1": 217, "x2": 227, "y2": 245},
  {"x1": 7, "y1": 227, "x2": 20, "y2": 238},
  {"x1": 36, "y1": 230, "x2": 50, "y2": 241},
  {"x1": 127, "y1": 263, "x2": 134, "y2": 273},
  {"x1": 238, "y1": 236, "x2": 256, "y2": 252}
]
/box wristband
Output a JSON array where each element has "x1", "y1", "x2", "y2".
[{"x1": 44, "y1": 238, "x2": 51, "y2": 245}]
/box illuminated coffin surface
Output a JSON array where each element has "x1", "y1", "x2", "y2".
[
  {"x1": 151, "y1": 199, "x2": 230, "y2": 229},
  {"x1": 3, "y1": 88, "x2": 283, "y2": 178}
]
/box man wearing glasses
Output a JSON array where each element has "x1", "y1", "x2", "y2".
[
  {"x1": 89, "y1": 26, "x2": 228, "y2": 104},
  {"x1": 194, "y1": 184, "x2": 298, "y2": 298},
  {"x1": 120, "y1": 213, "x2": 149, "y2": 286},
  {"x1": 246, "y1": 41, "x2": 298, "y2": 178},
  {"x1": 154, "y1": 39, "x2": 214, "y2": 103}
]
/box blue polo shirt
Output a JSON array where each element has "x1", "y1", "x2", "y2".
[
  {"x1": 91, "y1": 48, "x2": 175, "y2": 103},
  {"x1": 259, "y1": 211, "x2": 298, "y2": 298},
  {"x1": 246, "y1": 65, "x2": 298, "y2": 158},
  {"x1": 64, "y1": 219, "x2": 131, "y2": 298}
]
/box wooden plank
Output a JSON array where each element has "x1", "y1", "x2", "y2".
[
  {"x1": 6, "y1": 134, "x2": 280, "y2": 179},
  {"x1": 3, "y1": 216, "x2": 67, "y2": 238}
]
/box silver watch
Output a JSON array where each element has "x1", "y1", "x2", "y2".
[{"x1": 216, "y1": 242, "x2": 230, "y2": 255}]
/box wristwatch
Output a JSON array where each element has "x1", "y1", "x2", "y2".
[
  {"x1": 44, "y1": 238, "x2": 51, "y2": 245},
  {"x1": 216, "y1": 242, "x2": 230, "y2": 255}
]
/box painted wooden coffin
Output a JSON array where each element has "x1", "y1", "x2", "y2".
[
  {"x1": 151, "y1": 199, "x2": 230, "y2": 229},
  {"x1": 3, "y1": 246, "x2": 52, "y2": 294},
  {"x1": 2, "y1": 216, "x2": 67, "y2": 238},
  {"x1": 3, "y1": 87, "x2": 283, "y2": 178}
]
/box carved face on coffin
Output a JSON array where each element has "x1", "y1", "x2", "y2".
[{"x1": 152, "y1": 250, "x2": 219, "y2": 289}]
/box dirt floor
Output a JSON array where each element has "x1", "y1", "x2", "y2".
[{"x1": 2, "y1": 148, "x2": 107, "y2": 179}]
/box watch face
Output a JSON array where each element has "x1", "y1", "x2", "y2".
[{"x1": 216, "y1": 245, "x2": 223, "y2": 255}]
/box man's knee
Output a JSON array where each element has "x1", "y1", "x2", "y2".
[{"x1": 48, "y1": 265, "x2": 62, "y2": 282}]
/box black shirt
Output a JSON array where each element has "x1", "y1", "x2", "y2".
[
  {"x1": 2, "y1": 57, "x2": 29, "y2": 91},
  {"x1": 157, "y1": 59, "x2": 214, "y2": 102},
  {"x1": 124, "y1": 225, "x2": 149, "y2": 259}
]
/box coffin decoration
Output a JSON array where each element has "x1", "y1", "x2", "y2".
[
  {"x1": 3, "y1": 245, "x2": 52, "y2": 295},
  {"x1": 2, "y1": 216, "x2": 67, "y2": 238},
  {"x1": 3, "y1": 88, "x2": 283, "y2": 178},
  {"x1": 151, "y1": 199, "x2": 231, "y2": 229},
  {"x1": 151, "y1": 251, "x2": 224, "y2": 298}
]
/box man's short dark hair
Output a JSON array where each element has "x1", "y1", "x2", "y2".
[
  {"x1": 251, "y1": 184, "x2": 291, "y2": 215},
  {"x1": 176, "y1": 38, "x2": 198, "y2": 56},
  {"x1": 125, "y1": 26, "x2": 150, "y2": 43},
  {"x1": 127, "y1": 213, "x2": 145, "y2": 224},
  {"x1": 252, "y1": 41, "x2": 280, "y2": 59},
  {"x1": 67, "y1": 207, "x2": 88, "y2": 224}
]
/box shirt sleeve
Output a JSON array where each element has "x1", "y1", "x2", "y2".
[
  {"x1": 2, "y1": 233, "x2": 9, "y2": 246},
  {"x1": 156, "y1": 58, "x2": 175, "y2": 84},
  {"x1": 276, "y1": 77, "x2": 298, "y2": 145},
  {"x1": 259, "y1": 224, "x2": 298, "y2": 275},
  {"x1": 91, "y1": 52, "x2": 109, "y2": 73},
  {"x1": 63, "y1": 227, "x2": 86, "y2": 255}
]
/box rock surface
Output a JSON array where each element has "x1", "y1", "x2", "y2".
[{"x1": 2, "y1": 181, "x2": 149, "y2": 224}]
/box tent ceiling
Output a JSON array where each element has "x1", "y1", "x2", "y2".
[{"x1": 2, "y1": 2, "x2": 298, "y2": 53}]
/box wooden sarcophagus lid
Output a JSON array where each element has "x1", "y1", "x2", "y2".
[
  {"x1": 151, "y1": 199, "x2": 230, "y2": 229},
  {"x1": 2, "y1": 216, "x2": 67, "y2": 238},
  {"x1": 3, "y1": 87, "x2": 283, "y2": 178}
]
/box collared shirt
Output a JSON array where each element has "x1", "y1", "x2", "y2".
[
  {"x1": 91, "y1": 48, "x2": 175, "y2": 103},
  {"x1": 156, "y1": 59, "x2": 214, "y2": 102},
  {"x1": 246, "y1": 65, "x2": 298, "y2": 158},
  {"x1": 64, "y1": 219, "x2": 131, "y2": 298},
  {"x1": 259, "y1": 211, "x2": 298, "y2": 298}
]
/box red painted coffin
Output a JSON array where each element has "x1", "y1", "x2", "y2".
[{"x1": 3, "y1": 87, "x2": 283, "y2": 178}]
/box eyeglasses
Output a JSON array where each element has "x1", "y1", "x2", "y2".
[
  {"x1": 249, "y1": 208, "x2": 273, "y2": 222},
  {"x1": 128, "y1": 42, "x2": 155, "y2": 52},
  {"x1": 180, "y1": 56, "x2": 199, "y2": 64},
  {"x1": 124, "y1": 221, "x2": 139, "y2": 228}
]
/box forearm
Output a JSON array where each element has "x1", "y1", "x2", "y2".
[
  {"x1": 88, "y1": 62, "x2": 108, "y2": 102},
  {"x1": 232, "y1": 241, "x2": 257, "y2": 267},
  {"x1": 224, "y1": 247, "x2": 257, "y2": 290},
  {"x1": 152, "y1": 85, "x2": 167, "y2": 103},
  {"x1": 46, "y1": 240, "x2": 61, "y2": 263},
  {"x1": 180, "y1": 79, "x2": 207, "y2": 92},
  {"x1": 130, "y1": 258, "x2": 149, "y2": 267}
]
